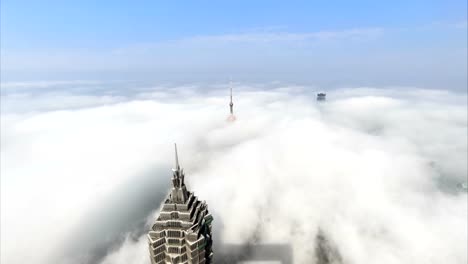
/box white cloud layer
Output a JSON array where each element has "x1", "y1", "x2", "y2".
[{"x1": 1, "y1": 84, "x2": 466, "y2": 264}]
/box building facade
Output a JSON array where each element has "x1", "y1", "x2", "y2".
[{"x1": 148, "y1": 145, "x2": 213, "y2": 263}]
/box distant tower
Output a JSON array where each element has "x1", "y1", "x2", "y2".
[
  {"x1": 227, "y1": 81, "x2": 237, "y2": 122},
  {"x1": 317, "y1": 92, "x2": 326, "y2": 102},
  {"x1": 148, "y1": 144, "x2": 213, "y2": 263},
  {"x1": 230, "y1": 87, "x2": 234, "y2": 115}
]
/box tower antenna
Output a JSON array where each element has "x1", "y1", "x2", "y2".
[
  {"x1": 229, "y1": 80, "x2": 234, "y2": 115},
  {"x1": 174, "y1": 143, "x2": 180, "y2": 171}
]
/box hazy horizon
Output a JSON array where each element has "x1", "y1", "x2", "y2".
[{"x1": 1, "y1": 1, "x2": 467, "y2": 90}]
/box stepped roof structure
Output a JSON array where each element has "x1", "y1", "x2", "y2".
[{"x1": 148, "y1": 144, "x2": 213, "y2": 263}]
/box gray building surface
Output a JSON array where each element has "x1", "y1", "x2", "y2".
[
  {"x1": 148, "y1": 144, "x2": 213, "y2": 263},
  {"x1": 317, "y1": 92, "x2": 326, "y2": 101}
]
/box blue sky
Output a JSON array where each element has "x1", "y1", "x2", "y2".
[{"x1": 1, "y1": 0, "x2": 467, "y2": 89}]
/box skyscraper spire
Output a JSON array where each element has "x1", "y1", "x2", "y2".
[
  {"x1": 174, "y1": 143, "x2": 180, "y2": 171},
  {"x1": 148, "y1": 144, "x2": 213, "y2": 263},
  {"x1": 230, "y1": 85, "x2": 234, "y2": 115},
  {"x1": 227, "y1": 79, "x2": 237, "y2": 122},
  {"x1": 171, "y1": 143, "x2": 188, "y2": 202}
]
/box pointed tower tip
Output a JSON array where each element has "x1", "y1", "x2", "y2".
[
  {"x1": 174, "y1": 143, "x2": 180, "y2": 170},
  {"x1": 229, "y1": 80, "x2": 234, "y2": 116}
]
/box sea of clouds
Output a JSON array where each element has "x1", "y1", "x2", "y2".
[{"x1": 1, "y1": 82, "x2": 467, "y2": 264}]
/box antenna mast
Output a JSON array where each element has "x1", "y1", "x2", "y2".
[
  {"x1": 174, "y1": 143, "x2": 180, "y2": 171},
  {"x1": 229, "y1": 80, "x2": 234, "y2": 115}
]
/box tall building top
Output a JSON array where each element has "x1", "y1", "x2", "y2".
[
  {"x1": 229, "y1": 84, "x2": 234, "y2": 115},
  {"x1": 227, "y1": 82, "x2": 237, "y2": 122},
  {"x1": 148, "y1": 144, "x2": 213, "y2": 263},
  {"x1": 317, "y1": 92, "x2": 326, "y2": 101},
  {"x1": 170, "y1": 143, "x2": 189, "y2": 203}
]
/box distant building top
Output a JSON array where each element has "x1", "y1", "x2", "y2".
[
  {"x1": 317, "y1": 92, "x2": 326, "y2": 101},
  {"x1": 227, "y1": 82, "x2": 237, "y2": 122}
]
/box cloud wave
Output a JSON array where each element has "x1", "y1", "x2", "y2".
[{"x1": 1, "y1": 83, "x2": 466, "y2": 264}]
